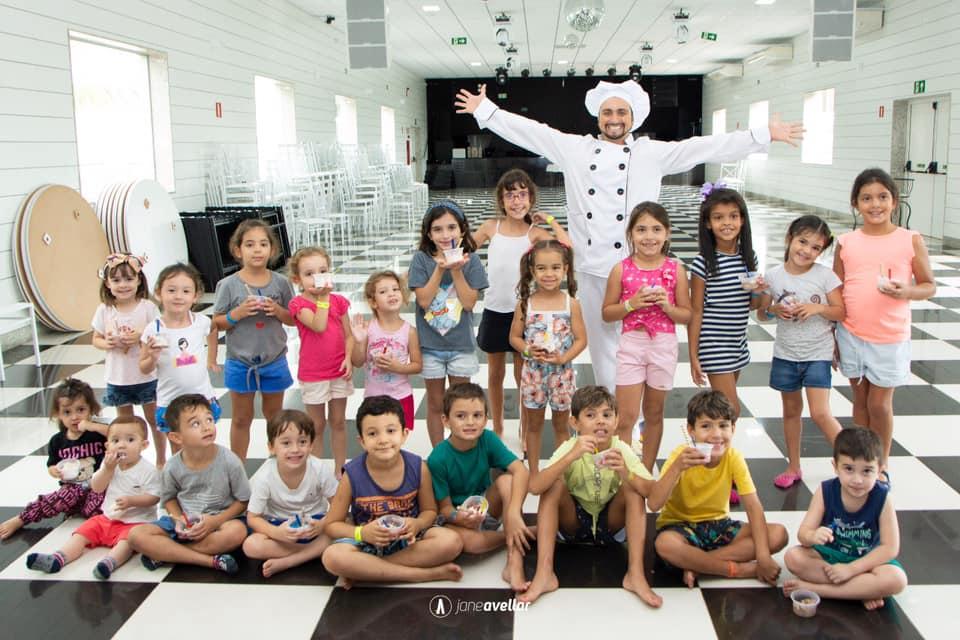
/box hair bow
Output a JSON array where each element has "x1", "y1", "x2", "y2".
[
  {"x1": 99, "y1": 253, "x2": 147, "y2": 279},
  {"x1": 699, "y1": 180, "x2": 728, "y2": 201}
]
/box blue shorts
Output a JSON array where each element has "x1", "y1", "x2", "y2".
[
  {"x1": 267, "y1": 514, "x2": 325, "y2": 544},
  {"x1": 224, "y1": 357, "x2": 293, "y2": 394},
  {"x1": 421, "y1": 348, "x2": 479, "y2": 380},
  {"x1": 102, "y1": 380, "x2": 157, "y2": 407},
  {"x1": 155, "y1": 398, "x2": 222, "y2": 433},
  {"x1": 559, "y1": 500, "x2": 618, "y2": 546},
  {"x1": 769, "y1": 358, "x2": 832, "y2": 392},
  {"x1": 836, "y1": 324, "x2": 910, "y2": 388}
]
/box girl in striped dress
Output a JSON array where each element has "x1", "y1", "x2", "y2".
[{"x1": 689, "y1": 186, "x2": 765, "y2": 424}]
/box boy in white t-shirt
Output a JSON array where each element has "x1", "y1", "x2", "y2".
[
  {"x1": 243, "y1": 410, "x2": 338, "y2": 577},
  {"x1": 26, "y1": 416, "x2": 161, "y2": 580}
]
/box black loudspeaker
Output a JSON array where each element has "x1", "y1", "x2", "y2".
[
  {"x1": 179, "y1": 206, "x2": 291, "y2": 291},
  {"x1": 811, "y1": 0, "x2": 855, "y2": 62}
]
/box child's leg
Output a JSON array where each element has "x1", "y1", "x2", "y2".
[
  {"x1": 79, "y1": 488, "x2": 105, "y2": 518},
  {"x1": 848, "y1": 376, "x2": 871, "y2": 427},
  {"x1": 640, "y1": 385, "x2": 667, "y2": 472},
  {"x1": 93, "y1": 539, "x2": 136, "y2": 580},
  {"x1": 707, "y1": 373, "x2": 741, "y2": 421},
  {"x1": 512, "y1": 354, "x2": 525, "y2": 444},
  {"x1": 780, "y1": 389, "x2": 805, "y2": 476},
  {"x1": 804, "y1": 387, "x2": 842, "y2": 446},
  {"x1": 520, "y1": 479, "x2": 579, "y2": 603},
  {"x1": 385, "y1": 524, "x2": 463, "y2": 569},
  {"x1": 26, "y1": 533, "x2": 90, "y2": 573},
  {"x1": 551, "y1": 410, "x2": 570, "y2": 449},
  {"x1": 243, "y1": 532, "x2": 332, "y2": 577},
  {"x1": 261, "y1": 390, "x2": 285, "y2": 423},
  {"x1": 487, "y1": 472, "x2": 531, "y2": 592},
  {"x1": 615, "y1": 383, "x2": 643, "y2": 442},
  {"x1": 141, "y1": 401, "x2": 167, "y2": 467},
  {"x1": 322, "y1": 535, "x2": 463, "y2": 587},
  {"x1": 305, "y1": 403, "x2": 328, "y2": 458},
  {"x1": 424, "y1": 378, "x2": 447, "y2": 447},
  {"x1": 229, "y1": 391, "x2": 256, "y2": 461},
  {"x1": 488, "y1": 352, "x2": 508, "y2": 437},
  {"x1": 524, "y1": 408, "x2": 547, "y2": 474},
  {"x1": 13, "y1": 483, "x2": 89, "y2": 530},
  {"x1": 328, "y1": 397, "x2": 348, "y2": 473},
  {"x1": 784, "y1": 547, "x2": 907, "y2": 608},
  {"x1": 656, "y1": 521, "x2": 787, "y2": 584},
  {"x1": 129, "y1": 520, "x2": 246, "y2": 569},
  {"x1": 865, "y1": 384, "x2": 896, "y2": 468},
  {"x1": 606, "y1": 486, "x2": 662, "y2": 607}
]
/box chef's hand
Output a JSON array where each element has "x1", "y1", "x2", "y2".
[{"x1": 455, "y1": 84, "x2": 488, "y2": 114}]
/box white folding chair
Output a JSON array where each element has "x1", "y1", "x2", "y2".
[{"x1": 0, "y1": 302, "x2": 43, "y2": 380}]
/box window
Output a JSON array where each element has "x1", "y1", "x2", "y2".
[
  {"x1": 711, "y1": 109, "x2": 726, "y2": 135},
  {"x1": 380, "y1": 106, "x2": 396, "y2": 163},
  {"x1": 802, "y1": 88, "x2": 835, "y2": 165},
  {"x1": 254, "y1": 75, "x2": 297, "y2": 179},
  {"x1": 748, "y1": 100, "x2": 769, "y2": 159},
  {"x1": 68, "y1": 33, "x2": 174, "y2": 201},
  {"x1": 335, "y1": 95, "x2": 358, "y2": 146}
]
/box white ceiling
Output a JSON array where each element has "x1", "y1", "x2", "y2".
[{"x1": 287, "y1": 1, "x2": 819, "y2": 78}]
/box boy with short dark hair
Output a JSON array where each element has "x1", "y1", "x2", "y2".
[
  {"x1": 651, "y1": 390, "x2": 788, "y2": 588},
  {"x1": 783, "y1": 427, "x2": 907, "y2": 610},
  {"x1": 321, "y1": 396, "x2": 463, "y2": 587},
  {"x1": 127, "y1": 394, "x2": 250, "y2": 574},
  {"x1": 428, "y1": 383, "x2": 534, "y2": 592},
  {"x1": 521, "y1": 386, "x2": 660, "y2": 607}
]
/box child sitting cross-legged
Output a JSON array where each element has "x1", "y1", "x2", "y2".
[
  {"x1": 651, "y1": 390, "x2": 788, "y2": 588},
  {"x1": 321, "y1": 396, "x2": 463, "y2": 588},
  {"x1": 521, "y1": 386, "x2": 661, "y2": 607},
  {"x1": 427, "y1": 383, "x2": 534, "y2": 592},
  {"x1": 783, "y1": 427, "x2": 907, "y2": 610},
  {"x1": 242, "y1": 409, "x2": 338, "y2": 578},
  {"x1": 26, "y1": 416, "x2": 160, "y2": 580},
  {"x1": 127, "y1": 394, "x2": 250, "y2": 574}
]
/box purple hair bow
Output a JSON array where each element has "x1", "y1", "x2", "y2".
[{"x1": 700, "y1": 180, "x2": 728, "y2": 201}]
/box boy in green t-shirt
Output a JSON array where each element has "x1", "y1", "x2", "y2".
[
  {"x1": 428, "y1": 383, "x2": 534, "y2": 592},
  {"x1": 520, "y1": 386, "x2": 660, "y2": 607},
  {"x1": 650, "y1": 390, "x2": 788, "y2": 589}
]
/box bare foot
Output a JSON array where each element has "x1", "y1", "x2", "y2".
[
  {"x1": 623, "y1": 571, "x2": 663, "y2": 608},
  {"x1": 428, "y1": 562, "x2": 463, "y2": 583},
  {"x1": 0, "y1": 516, "x2": 24, "y2": 540},
  {"x1": 518, "y1": 571, "x2": 559, "y2": 604},
  {"x1": 341, "y1": 576, "x2": 354, "y2": 590},
  {"x1": 502, "y1": 554, "x2": 531, "y2": 593},
  {"x1": 782, "y1": 579, "x2": 802, "y2": 597},
  {"x1": 262, "y1": 556, "x2": 297, "y2": 578},
  {"x1": 683, "y1": 569, "x2": 698, "y2": 588},
  {"x1": 863, "y1": 598, "x2": 886, "y2": 610}
]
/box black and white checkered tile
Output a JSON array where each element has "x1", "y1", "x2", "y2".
[{"x1": 1, "y1": 186, "x2": 957, "y2": 639}]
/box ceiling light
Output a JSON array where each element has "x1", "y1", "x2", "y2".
[
  {"x1": 421, "y1": 4, "x2": 440, "y2": 12},
  {"x1": 639, "y1": 53, "x2": 653, "y2": 67},
  {"x1": 564, "y1": 0, "x2": 606, "y2": 32},
  {"x1": 755, "y1": 0, "x2": 776, "y2": 5},
  {"x1": 665, "y1": 58, "x2": 678, "y2": 63},
  {"x1": 470, "y1": 61, "x2": 482, "y2": 66},
  {"x1": 558, "y1": 59, "x2": 568, "y2": 65}
]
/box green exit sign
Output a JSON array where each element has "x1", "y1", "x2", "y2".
[
  {"x1": 913, "y1": 79, "x2": 926, "y2": 94},
  {"x1": 701, "y1": 32, "x2": 717, "y2": 41},
  {"x1": 451, "y1": 36, "x2": 468, "y2": 45}
]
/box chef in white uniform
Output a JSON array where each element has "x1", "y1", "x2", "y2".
[{"x1": 456, "y1": 80, "x2": 801, "y2": 392}]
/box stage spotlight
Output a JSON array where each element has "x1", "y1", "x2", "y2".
[
  {"x1": 521, "y1": 68, "x2": 530, "y2": 77},
  {"x1": 542, "y1": 68, "x2": 552, "y2": 77},
  {"x1": 628, "y1": 64, "x2": 641, "y2": 82},
  {"x1": 495, "y1": 66, "x2": 508, "y2": 86},
  {"x1": 607, "y1": 66, "x2": 616, "y2": 77},
  {"x1": 566, "y1": 67, "x2": 576, "y2": 77},
  {"x1": 585, "y1": 67, "x2": 594, "y2": 76}
]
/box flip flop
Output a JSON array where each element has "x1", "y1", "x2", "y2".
[{"x1": 774, "y1": 470, "x2": 803, "y2": 489}]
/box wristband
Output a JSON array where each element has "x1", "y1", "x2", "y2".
[
  {"x1": 545, "y1": 214, "x2": 555, "y2": 224},
  {"x1": 765, "y1": 308, "x2": 776, "y2": 320},
  {"x1": 316, "y1": 301, "x2": 331, "y2": 309},
  {"x1": 522, "y1": 348, "x2": 531, "y2": 359},
  {"x1": 354, "y1": 525, "x2": 363, "y2": 542},
  {"x1": 624, "y1": 299, "x2": 634, "y2": 313},
  {"x1": 226, "y1": 311, "x2": 238, "y2": 326}
]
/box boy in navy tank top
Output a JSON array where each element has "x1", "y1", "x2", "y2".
[
  {"x1": 783, "y1": 428, "x2": 907, "y2": 610},
  {"x1": 321, "y1": 396, "x2": 464, "y2": 587}
]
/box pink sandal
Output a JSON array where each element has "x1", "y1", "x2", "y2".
[{"x1": 774, "y1": 470, "x2": 803, "y2": 489}]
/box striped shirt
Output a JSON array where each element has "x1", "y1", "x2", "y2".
[{"x1": 690, "y1": 252, "x2": 752, "y2": 374}]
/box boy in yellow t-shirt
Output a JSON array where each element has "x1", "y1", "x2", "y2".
[
  {"x1": 650, "y1": 390, "x2": 788, "y2": 588},
  {"x1": 520, "y1": 386, "x2": 661, "y2": 608}
]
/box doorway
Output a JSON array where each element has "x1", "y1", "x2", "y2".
[{"x1": 892, "y1": 95, "x2": 950, "y2": 238}]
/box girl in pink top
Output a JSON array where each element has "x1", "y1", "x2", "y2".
[
  {"x1": 350, "y1": 271, "x2": 423, "y2": 431},
  {"x1": 288, "y1": 247, "x2": 355, "y2": 471},
  {"x1": 601, "y1": 202, "x2": 691, "y2": 471},
  {"x1": 834, "y1": 168, "x2": 936, "y2": 478}
]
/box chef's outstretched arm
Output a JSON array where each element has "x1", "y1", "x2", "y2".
[
  {"x1": 657, "y1": 114, "x2": 803, "y2": 176},
  {"x1": 455, "y1": 83, "x2": 582, "y2": 169}
]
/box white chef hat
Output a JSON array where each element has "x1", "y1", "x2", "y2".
[{"x1": 584, "y1": 80, "x2": 650, "y2": 131}]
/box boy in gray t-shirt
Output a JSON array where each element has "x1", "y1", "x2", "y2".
[{"x1": 128, "y1": 395, "x2": 250, "y2": 574}]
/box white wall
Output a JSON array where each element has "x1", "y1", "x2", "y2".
[
  {"x1": 0, "y1": 0, "x2": 427, "y2": 309},
  {"x1": 702, "y1": 0, "x2": 960, "y2": 242}
]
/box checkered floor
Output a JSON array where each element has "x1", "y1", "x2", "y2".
[{"x1": 1, "y1": 186, "x2": 958, "y2": 639}]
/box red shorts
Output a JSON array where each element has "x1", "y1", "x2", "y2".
[{"x1": 74, "y1": 514, "x2": 140, "y2": 548}]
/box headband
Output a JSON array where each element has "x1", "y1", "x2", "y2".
[
  {"x1": 99, "y1": 253, "x2": 146, "y2": 279},
  {"x1": 425, "y1": 199, "x2": 466, "y2": 222}
]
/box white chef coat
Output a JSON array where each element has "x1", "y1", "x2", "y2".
[{"x1": 472, "y1": 98, "x2": 771, "y2": 278}]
